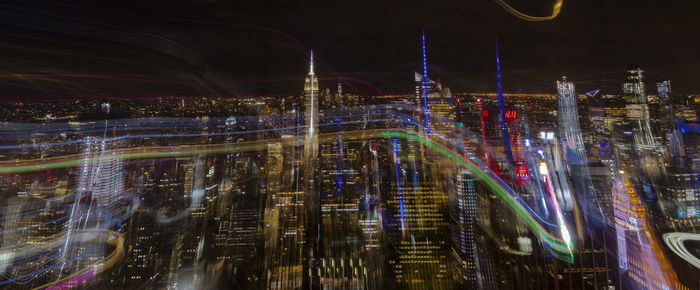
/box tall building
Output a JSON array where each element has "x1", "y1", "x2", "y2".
[
  {"x1": 262, "y1": 141, "x2": 307, "y2": 289},
  {"x1": 302, "y1": 50, "x2": 321, "y2": 288},
  {"x1": 619, "y1": 68, "x2": 665, "y2": 199},
  {"x1": 557, "y1": 76, "x2": 587, "y2": 165},
  {"x1": 304, "y1": 50, "x2": 319, "y2": 141},
  {"x1": 657, "y1": 80, "x2": 671, "y2": 104},
  {"x1": 448, "y1": 170, "x2": 479, "y2": 289},
  {"x1": 612, "y1": 174, "x2": 679, "y2": 289}
]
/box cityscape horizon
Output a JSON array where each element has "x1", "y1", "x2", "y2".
[{"x1": 0, "y1": 1, "x2": 699, "y2": 290}]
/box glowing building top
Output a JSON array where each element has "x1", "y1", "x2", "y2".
[
  {"x1": 304, "y1": 51, "x2": 319, "y2": 94},
  {"x1": 623, "y1": 68, "x2": 647, "y2": 104},
  {"x1": 304, "y1": 50, "x2": 319, "y2": 137}
]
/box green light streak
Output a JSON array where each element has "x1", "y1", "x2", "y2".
[{"x1": 379, "y1": 130, "x2": 574, "y2": 262}]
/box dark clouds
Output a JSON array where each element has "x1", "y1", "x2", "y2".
[{"x1": 0, "y1": 0, "x2": 698, "y2": 99}]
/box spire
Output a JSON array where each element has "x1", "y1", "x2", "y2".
[
  {"x1": 309, "y1": 50, "x2": 315, "y2": 75},
  {"x1": 496, "y1": 41, "x2": 503, "y2": 98}
]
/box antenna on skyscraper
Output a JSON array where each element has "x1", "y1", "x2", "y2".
[{"x1": 309, "y1": 50, "x2": 315, "y2": 75}]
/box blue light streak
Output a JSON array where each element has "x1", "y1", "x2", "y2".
[{"x1": 496, "y1": 41, "x2": 514, "y2": 163}]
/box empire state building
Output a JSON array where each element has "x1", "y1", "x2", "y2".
[{"x1": 304, "y1": 50, "x2": 319, "y2": 139}]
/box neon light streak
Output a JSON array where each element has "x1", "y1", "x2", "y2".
[
  {"x1": 539, "y1": 162, "x2": 573, "y2": 253},
  {"x1": 585, "y1": 89, "x2": 600, "y2": 97}
]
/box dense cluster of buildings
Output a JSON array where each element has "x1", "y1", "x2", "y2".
[{"x1": 0, "y1": 37, "x2": 699, "y2": 290}]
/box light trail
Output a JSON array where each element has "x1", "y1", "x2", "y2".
[
  {"x1": 2, "y1": 123, "x2": 562, "y2": 234},
  {"x1": 33, "y1": 231, "x2": 124, "y2": 290},
  {"x1": 0, "y1": 230, "x2": 124, "y2": 288},
  {"x1": 493, "y1": 0, "x2": 563, "y2": 21},
  {"x1": 0, "y1": 117, "x2": 422, "y2": 150},
  {"x1": 663, "y1": 232, "x2": 700, "y2": 270},
  {"x1": 537, "y1": 161, "x2": 573, "y2": 254},
  {"x1": 0, "y1": 204, "x2": 126, "y2": 288}
]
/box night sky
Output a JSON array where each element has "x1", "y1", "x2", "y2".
[{"x1": 0, "y1": 0, "x2": 698, "y2": 99}]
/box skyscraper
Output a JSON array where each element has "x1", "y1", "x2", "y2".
[
  {"x1": 304, "y1": 50, "x2": 319, "y2": 140},
  {"x1": 612, "y1": 174, "x2": 679, "y2": 289},
  {"x1": 618, "y1": 68, "x2": 665, "y2": 200},
  {"x1": 557, "y1": 76, "x2": 587, "y2": 165},
  {"x1": 302, "y1": 50, "x2": 321, "y2": 288},
  {"x1": 448, "y1": 169, "x2": 479, "y2": 289}
]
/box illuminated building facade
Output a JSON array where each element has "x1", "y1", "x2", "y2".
[
  {"x1": 622, "y1": 69, "x2": 666, "y2": 187},
  {"x1": 557, "y1": 76, "x2": 587, "y2": 165},
  {"x1": 382, "y1": 138, "x2": 453, "y2": 289},
  {"x1": 448, "y1": 169, "x2": 479, "y2": 288},
  {"x1": 612, "y1": 175, "x2": 679, "y2": 289}
]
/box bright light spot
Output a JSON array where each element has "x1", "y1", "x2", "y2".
[{"x1": 539, "y1": 162, "x2": 549, "y2": 175}]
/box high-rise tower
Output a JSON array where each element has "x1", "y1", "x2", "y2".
[
  {"x1": 302, "y1": 50, "x2": 321, "y2": 288},
  {"x1": 557, "y1": 76, "x2": 587, "y2": 164},
  {"x1": 618, "y1": 68, "x2": 665, "y2": 196},
  {"x1": 337, "y1": 76, "x2": 342, "y2": 98},
  {"x1": 304, "y1": 50, "x2": 319, "y2": 139}
]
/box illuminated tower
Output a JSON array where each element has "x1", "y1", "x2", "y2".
[
  {"x1": 302, "y1": 50, "x2": 321, "y2": 288},
  {"x1": 448, "y1": 169, "x2": 479, "y2": 288},
  {"x1": 304, "y1": 50, "x2": 319, "y2": 139},
  {"x1": 620, "y1": 69, "x2": 665, "y2": 198},
  {"x1": 337, "y1": 76, "x2": 342, "y2": 99},
  {"x1": 623, "y1": 68, "x2": 655, "y2": 147},
  {"x1": 557, "y1": 76, "x2": 587, "y2": 164}
]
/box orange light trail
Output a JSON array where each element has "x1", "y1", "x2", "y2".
[{"x1": 493, "y1": 0, "x2": 563, "y2": 21}]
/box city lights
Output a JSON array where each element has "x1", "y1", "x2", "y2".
[{"x1": 0, "y1": 2, "x2": 698, "y2": 289}]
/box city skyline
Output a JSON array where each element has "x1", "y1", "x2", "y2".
[{"x1": 0, "y1": 1, "x2": 699, "y2": 290}]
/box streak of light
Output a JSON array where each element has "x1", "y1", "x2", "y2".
[
  {"x1": 493, "y1": 0, "x2": 563, "y2": 21},
  {"x1": 0, "y1": 117, "x2": 421, "y2": 150},
  {"x1": 663, "y1": 232, "x2": 700, "y2": 269},
  {"x1": 538, "y1": 161, "x2": 574, "y2": 254},
  {"x1": 2, "y1": 123, "x2": 560, "y2": 231}
]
